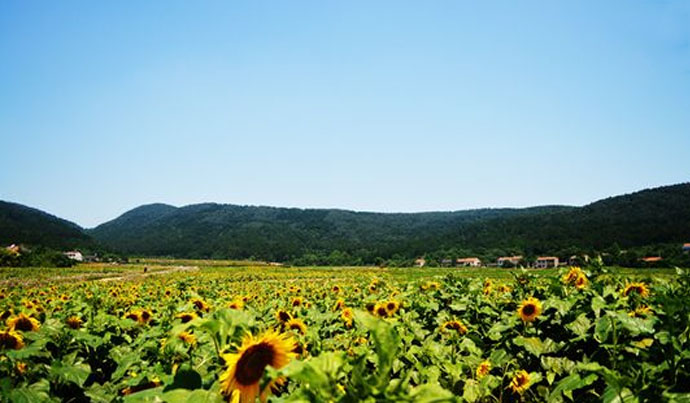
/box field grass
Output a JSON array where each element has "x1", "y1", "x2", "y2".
[{"x1": 0, "y1": 260, "x2": 687, "y2": 401}]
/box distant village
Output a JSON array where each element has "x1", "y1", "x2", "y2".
[
  {"x1": 415, "y1": 243, "x2": 690, "y2": 268},
  {"x1": 3, "y1": 243, "x2": 690, "y2": 268}
]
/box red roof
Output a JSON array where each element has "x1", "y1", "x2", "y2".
[
  {"x1": 537, "y1": 256, "x2": 559, "y2": 260},
  {"x1": 642, "y1": 256, "x2": 663, "y2": 262}
]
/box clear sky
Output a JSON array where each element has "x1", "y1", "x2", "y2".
[{"x1": 1, "y1": 1, "x2": 689, "y2": 228}]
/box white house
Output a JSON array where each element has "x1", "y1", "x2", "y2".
[
  {"x1": 535, "y1": 256, "x2": 559, "y2": 268},
  {"x1": 64, "y1": 251, "x2": 84, "y2": 262},
  {"x1": 497, "y1": 256, "x2": 523, "y2": 267},
  {"x1": 456, "y1": 257, "x2": 481, "y2": 267}
]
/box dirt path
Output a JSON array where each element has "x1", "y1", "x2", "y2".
[{"x1": 96, "y1": 265, "x2": 199, "y2": 282}]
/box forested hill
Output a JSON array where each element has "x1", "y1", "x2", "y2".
[
  {"x1": 0, "y1": 201, "x2": 94, "y2": 249},
  {"x1": 88, "y1": 183, "x2": 690, "y2": 262}
]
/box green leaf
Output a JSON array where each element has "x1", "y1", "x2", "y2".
[
  {"x1": 49, "y1": 360, "x2": 91, "y2": 386},
  {"x1": 164, "y1": 365, "x2": 202, "y2": 391},
  {"x1": 8, "y1": 380, "x2": 51, "y2": 403},
  {"x1": 514, "y1": 336, "x2": 560, "y2": 357},
  {"x1": 567, "y1": 314, "x2": 592, "y2": 337},
  {"x1": 595, "y1": 316, "x2": 612, "y2": 343}
]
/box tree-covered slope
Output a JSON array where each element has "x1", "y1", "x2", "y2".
[
  {"x1": 89, "y1": 203, "x2": 571, "y2": 260},
  {"x1": 89, "y1": 183, "x2": 690, "y2": 261},
  {"x1": 0, "y1": 201, "x2": 94, "y2": 249}
]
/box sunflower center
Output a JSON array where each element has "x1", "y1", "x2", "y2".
[
  {"x1": 522, "y1": 304, "x2": 535, "y2": 316},
  {"x1": 235, "y1": 343, "x2": 275, "y2": 386},
  {"x1": 15, "y1": 317, "x2": 34, "y2": 331}
]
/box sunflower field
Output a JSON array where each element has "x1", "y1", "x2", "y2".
[{"x1": 1, "y1": 261, "x2": 689, "y2": 402}]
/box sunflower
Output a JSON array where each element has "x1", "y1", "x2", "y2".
[
  {"x1": 509, "y1": 370, "x2": 531, "y2": 394},
  {"x1": 290, "y1": 297, "x2": 304, "y2": 307},
  {"x1": 561, "y1": 267, "x2": 583, "y2": 284},
  {"x1": 476, "y1": 360, "x2": 491, "y2": 379},
  {"x1": 285, "y1": 318, "x2": 307, "y2": 335},
  {"x1": 292, "y1": 340, "x2": 309, "y2": 358},
  {"x1": 341, "y1": 308, "x2": 354, "y2": 328},
  {"x1": 229, "y1": 300, "x2": 244, "y2": 310},
  {"x1": 191, "y1": 298, "x2": 211, "y2": 312},
  {"x1": 623, "y1": 282, "x2": 649, "y2": 298},
  {"x1": 518, "y1": 297, "x2": 542, "y2": 322},
  {"x1": 332, "y1": 285, "x2": 341, "y2": 294},
  {"x1": 275, "y1": 310, "x2": 293, "y2": 324},
  {"x1": 483, "y1": 279, "x2": 492, "y2": 296},
  {"x1": 7, "y1": 313, "x2": 40, "y2": 332},
  {"x1": 374, "y1": 303, "x2": 389, "y2": 318},
  {"x1": 333, "y1": 299, "x2": 346, "y2": 311},
  {"x1": 124, "y1": 311, "x2": 141, "y2": 322},
  {"x1": 629, "y1": 305, "x2": 653, "y2": 317},
  {"x1": 1, "y1": 309, "x2": 13, "y2": 321},
  {"x1": 574, "y1": 274, "x2": 588, "y2": 290},
  {"x1": 176, "y1": 312, "x2": 198, "y2": 323},
  {"x1": 384, "y1": 300, "x2": 400, "y2": 316},
  {"x1": 220, "y1": 329, "x2": 296, "y2": 403},
  {"x1": 139, "y1": 309, "x2": 153, "y2": 324},
  {"x1": 0, "y1": 329, "x2": 24, "y2": 350},
  {"x1": 497, "y1": 284, "x2": 512, "y2": 294},
  {"x1": 365, "y1": 302, "x2": 376, "y2": 314},
  {"x1": 178, "y1": 331, "x2": 197, "y2": 346},
  {"x1": 16, "y1": 362, "x2": 27, "y2": 374},
  {"x1": 440, "y1": 320, "x2": 468, "y2": 335},
  {"x1": 66, "y1": 316, "x2": 83, "y2": 329}
]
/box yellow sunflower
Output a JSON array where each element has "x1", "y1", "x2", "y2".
[
  {"x1": 509, "y1": 370, "x2": 531, "y2": 394},
  {"x1": 517, "y1": 297, "x2": 542, "y2": 322},
  {"x1": 7, "y1": 313, "x2": 40, "y2": 332},
  {"x1": 176, "y1": 312, "x2": 198, "y2": 323},
  {"x1": 384, "y1": 300, "x2": 400, "y2": 316},
  {"x1": 440, "y1": 320, "x2": 468, "y2": 335},
  {"x1": 66, "y1": 316, "x2": 83, "y2": 329},
  {"x1": 574, "y1": 274, "x2": 588, "y2": 290},
  {"x1": 275, "y1": 310, "x2": 293, "y2": 324},
  {"x1": 191, "y1": 298, "x2": 211, "y2": 312},
  {"x1": 365, "y1": 302, "x2": 376, "y2": 314},
  {"x1": 341, "y1": 308, "x2": 354, "y2": 328},
  {"x1": 374, "y1": 303, "x2": 389, "y2": 318},
  {"x1": 0, "y1": 329, "x2": 24, "y2": 350},
  {"x1": 623, "y1": 282, "x2": 649, "y2": 298},
  {"x1": 220, "y1": 329, "x2": 296, "y2": 403},
  {"x1": 629, "y1": 305, "x2": 653, "y2": 317},
  {"x1": 229, "y1": 300, "x2": 244, "y2": 310},
  {"x1": 561, "y1": 267, "x2": 583, "y2": 284},
  {"x1": 285, "y1": 318, "x2": 307, "y2": 335},
  {"x1": 476, "y1": 360, "x2": 491, "y2": 379},
  {"x1": 178, "y1": 331, "x2": 197, "y2": 346},
  {"x1": 290, "y1": 297, "x2": 304, "y2": 308},
  {"x1": 333, "y1": 299, "x2": 346, "y2": 311}
]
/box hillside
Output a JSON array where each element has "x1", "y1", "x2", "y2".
[
  {"x1": 0, "y1": 201, "x2": 94, "y2": 250},
  {"x1": 89, "y1": 183, "x2": 690, "y2": 262}
]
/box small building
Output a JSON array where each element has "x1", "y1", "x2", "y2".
[
  {"x1": 683, "y1": 243, "x2": 690, "y2": 253},
  {"x1": 5, "y1": 244, "x2": 20, "y2": 256},
  {"x1": 535, "y1": 256, "x2": 559, "y2": 269},
  {"x1": 456, "y1": 257, "x2": 482, "y2": 267},
  {"x1": 641, "y1": 256, "x2": 663, "y2": 263},
  {"x1": 64, "y1": 251, "x2": 84, "y2": 262},
  {"x1": 497, "y1": 256, "x2": 523, "y2": 267},
  {"x1": 414, "y1": 258, "x2": 426, "y2": 267}
]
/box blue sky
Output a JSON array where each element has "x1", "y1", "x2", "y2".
[{"x1": 1, "y1": 1, "x2": 689, "y2": 228}]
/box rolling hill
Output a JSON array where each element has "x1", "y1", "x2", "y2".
[
  {"x1": 0, "y1": 201, "x2": 95, "y2": 250},
  {"x1": 88, "y1": 183, "x2": 690, "y2": 262}
]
